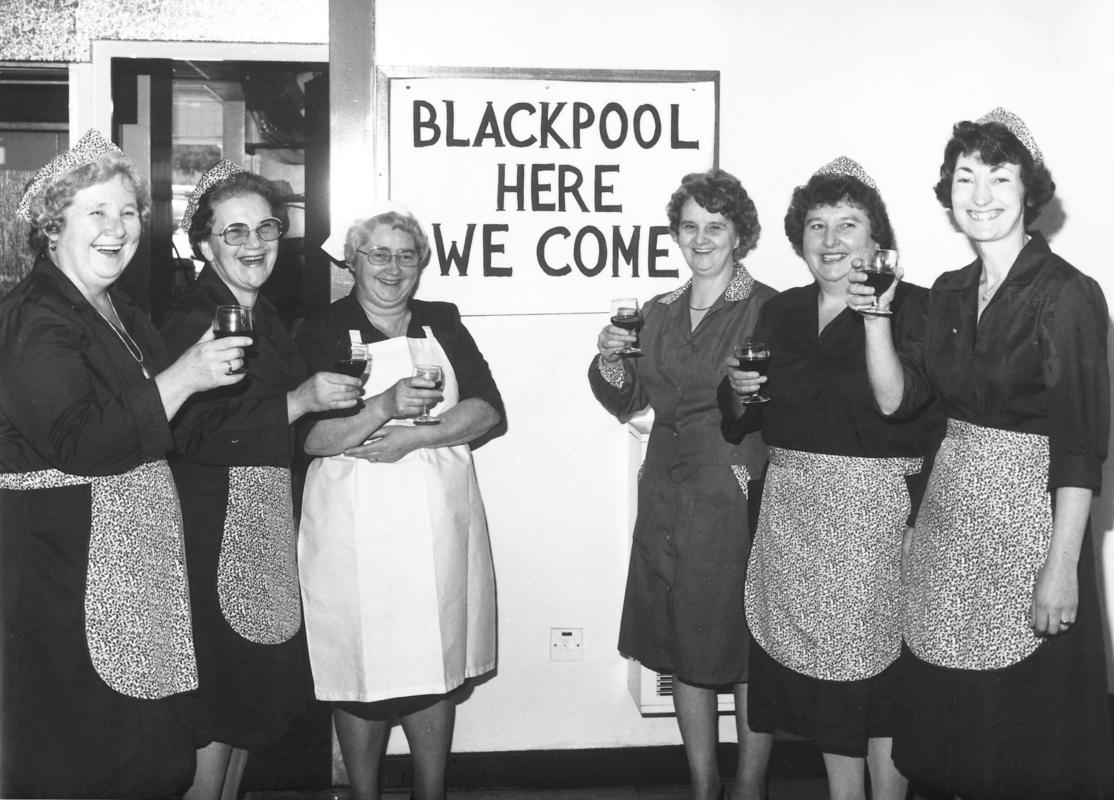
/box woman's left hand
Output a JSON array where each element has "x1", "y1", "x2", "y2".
[
  {"x1": 1031, "y1": 556, "x2": 1079, "y2": 636},
  {"x1": 342, "y1": 425, "x2": 419, "y2": 463}
]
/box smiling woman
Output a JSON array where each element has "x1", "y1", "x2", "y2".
[
  {"x1": 159, "y1": 161, "x2": 362, "y2": 800},
  {"x1": 851, "y1": 108, "x2": 1114, "y2": 800},
  {"x1": 723, "y1": 157, "x2": 941, "y2": 800},
  {"x1": 0, "y1": 130, "x2": 249, "y2": 798}
]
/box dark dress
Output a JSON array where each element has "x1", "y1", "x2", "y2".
[
  {"x1": 160, "y1": 265, "x2": 308, "y2": 749},
  {"x1": 0, "y1": 258, "x2": 195, "y2": 798},
  {"x1": 588, "y1": 265, "x2": 775, "y2": 686},
  {"x1": 721, "y1": 282, "x2": 941, "y2": 756},
  {"x1": 891, "y1": 233, "x2": 1114, "y2": 800}
]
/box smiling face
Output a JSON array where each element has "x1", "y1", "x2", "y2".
[
  {"x1": 50, "y1": 174, "x2": 142, "y2": 300},
  {"x1": 801, "y1": 202, "x2": 874, "y2": 286},
  {"x1": 673, "y1": 197, "x2": 739, "y2": 279},
  {"x1": 351, "y1": 224, "x2": 421, "y2": 313},
  {"x1": 198, "y1": 192, "x2": 279, "y2": 306},
  {"x1": 950, "y1": 152, "x2": 1026, "y2": 247}
]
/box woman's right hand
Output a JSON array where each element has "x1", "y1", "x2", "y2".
[
  {"x1": 597, "y1": 323, "x2": 635, "y2": 364},
  {"x1": 847, "y1": 261, "x2": 903, "y2": 314},
  {"x1": 377, "y1": 376, "x2": 443, "y2": 419},
  {"x1": 724, "y1": 353, "x2": 766, "y2": 398},
  {"x1": 155, "y1": 328, "x2": 251, "y2": 420},
  {"x1": 287, "y1": 371, "x2": 363, "y2": 422},
  {"x1": 167, "y1": 328, "x2": 250, "y2": 392}
]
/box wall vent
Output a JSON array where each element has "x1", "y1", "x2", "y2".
[{"x1": 628, "y1": 661, "x2": 736, "y2": 715}]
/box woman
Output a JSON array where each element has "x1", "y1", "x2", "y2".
[
  {"x1": 590, "y1": 169, "x2": 776, "y2": 800},
  {"x1": 722, "y1": 158, "x2": 940, "y2": 800},
  {"x1": 0, "y1": 130, "x2": 249, "y2": 798},
  {"x1": 160, "y1": 162, "x2": 363, "y2": 800},
  {"x1": 296, "y1": 208, "x2": 504, "y2": 800},
  {"x1": 851, "y1": 109, "x2": 1114, "y2": 799}
]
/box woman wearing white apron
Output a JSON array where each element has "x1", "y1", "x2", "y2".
[{"x1": 296, "y1": 209, "x2": 504, "y2": 800}]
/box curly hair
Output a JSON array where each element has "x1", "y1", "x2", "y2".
[
  {"x1": 344, "y1": 210, "x2": 432, "y2": 270},
  {"x1": 783, "y1": 173, "x2": 895, "y2": 257},
  {"x1": 25, "y1": 152, "x2": 150, "y2": 253},
  {"x1": 933, "y1": 119, "x2": 1055, "y2": 226},
  {"x1": 666, "y1": 169, "x2": 760, "y2": 259},
  {"x1": 187, "y1": 172, "x2": 286, "y2": 260}
]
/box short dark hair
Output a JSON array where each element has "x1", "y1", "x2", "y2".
[
  {"x1": 783, "y1": 173, "x2": 895, "y2": 257},
  {"x1": 933, "y1": 119, "x2": 1055, "y2": 226},
  {"x1": 187, "y1": 172, "x2": 286, "y2": 260},
  {"x1": 666, "y1": 168, "x2": 760, "y2": 260}
]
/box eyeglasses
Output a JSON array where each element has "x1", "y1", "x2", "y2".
[
  {"x1": 356, "y1": 247, "x2": 421, "y2": 268},
  {"x1": 216, "y1": 218, "x2": 283, "y2": 246}
]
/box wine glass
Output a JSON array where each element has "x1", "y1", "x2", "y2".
[
  {"x1": 609, "y1": 298, "x2": 643, "y2": 357},
  {"x1": 213, "y1": 304, "x2": 253, "y2": 374},
  {"x1": 855, "y1": 249, "x2": 898, "y2": 317},
  {"x1": 733, "y1": 339, "x2": 771, "y2": 405},
  {"x1": 333, "y1": 342, "x2": 370, "y2": 384},
  {"x1": 412, "y1": 364, "x2": 443, "y2": 426}
]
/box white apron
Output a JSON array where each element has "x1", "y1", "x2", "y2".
[{"x1": 299, "y1": 326, "x2": 496, "y2": 702}]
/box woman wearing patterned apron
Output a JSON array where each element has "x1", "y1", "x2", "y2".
[
  {"x1": 161, "y1": 163, "x2": 363, "y2": 800},
  {"x1": 296, "y1": 209, "x2": 503, "y2": 800},
  {"x1": 591, "y1": 169, "x2": 777, "y2": 800},
  {"x1": 852, "y1": 109, "x2": 1114, "y2": 799},
  {"x1": 0, "y1": 131, "x2": 250, "y2": 797},
  {"x1": 723, "y1": 157, "x2": 941, "y2": 800}
]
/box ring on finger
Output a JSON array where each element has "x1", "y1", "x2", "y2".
[{"x1": 225, "y1": 361, "x2": 233, "y2": 375}]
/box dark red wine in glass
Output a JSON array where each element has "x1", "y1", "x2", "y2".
[
  {"x1": 214, "y1": 305, "x2": 253, "y2": 374},
  {"x1": 610, "y1": 298, "x2": 643, "y2": 357},
  {"x1": 856, "y1": 249, "x2": 898, "y2": 317},
  {"x1": 334, "y1": 342, "x2": 369, "y2": 383},
  {"x1": 734, "y1": 340, "x2": 771, "y2": 405}
]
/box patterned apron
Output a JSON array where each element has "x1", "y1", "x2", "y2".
[
  {"x1": 904, "y1": 418, "x2": 1050, "y2": 669},
  {"x1": 217, "y1": 465, "x2": 302, "y2": 644},
  {"x1": 0, "y1": 460, "x2": 197, "y2": 699},
  {"x1": 299, "y1": 326, "x2": 496, "y2": 702},
  {"x1": 745, "y1": 447, "x2": 921, "y2": 681}
]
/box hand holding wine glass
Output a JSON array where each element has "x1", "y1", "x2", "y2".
[
  {"x1": 411, "y1": 364, "x2": 444, "y2": 426},
  {"x1": 732, "y1": 339, "x2": 771, "y2": 405},
  {"x1": 213, "y1": 305, "x2": 253, "y2": 374},
  {"x1": 609, "y1": 298, "x2": 643, "y2": 357},
  {"x1": 853, "y1": 249, "x2": 899, "y2": 317}
]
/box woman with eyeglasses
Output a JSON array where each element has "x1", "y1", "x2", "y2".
[
  {"x1": 295, "y1": 209, "x2": 504, "y2": 800},
  {"x1": 160, "y1": 162, "x2": 363, "y2": 800}
]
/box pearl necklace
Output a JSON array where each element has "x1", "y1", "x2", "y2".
[{"x1": 95, "y1": 297, "x2": 151, "y2": 379}]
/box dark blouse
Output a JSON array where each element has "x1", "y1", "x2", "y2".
[
  {"x1": 159, "y1": 265, "x2": 306, "y2": 468},
  {"x1": 295, "y1": 292, "x2": 506, "y2": 437},
  {"x1": 723, "y1": 281, "x2": 941, "y2": 460},
  {"x1": 896, "y1": 233, "x2": 1108, "y2": 491},
  {"x1": 589, "y1": 268, "x2": 777, "y2": 477},
  {"x1": 0, "y1": 257, "x2": 172, "y2": 475}
]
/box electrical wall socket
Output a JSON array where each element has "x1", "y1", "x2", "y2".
[{"x1": 550, "y1": 627, "x2": 583, "y2": 661}]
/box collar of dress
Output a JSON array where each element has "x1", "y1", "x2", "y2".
[{"x1": 656, "y1": 262, "x2": 756, "y2": 306}]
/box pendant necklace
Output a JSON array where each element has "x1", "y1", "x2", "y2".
[{"x1": 96, "y1": 297, "x2": 151, "y2": 379}]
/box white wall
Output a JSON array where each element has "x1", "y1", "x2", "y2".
[{"x1": 364, "y1": 0, "x2": 1114, "y2": 754}]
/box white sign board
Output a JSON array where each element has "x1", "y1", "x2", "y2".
[{"x1": 380, "y1": 68, "x2": 719, "y2": 315}]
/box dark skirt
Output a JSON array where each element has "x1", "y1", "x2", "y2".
[
  {"x1": 1, "y1": 484, "x2": 195, "y2": 798},
  {"x1": 747, "y1": 638, "x2": 901, "y2": 757},
  {"x1": 178, "y1": 463, "x2": 308, "y2": 749},
  {"x1": 893, "y1": 536, "x2": 1114, "y2": 800},
  {"x1": 618, "y1": 463, "x2": 753, "y2": 686}
]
